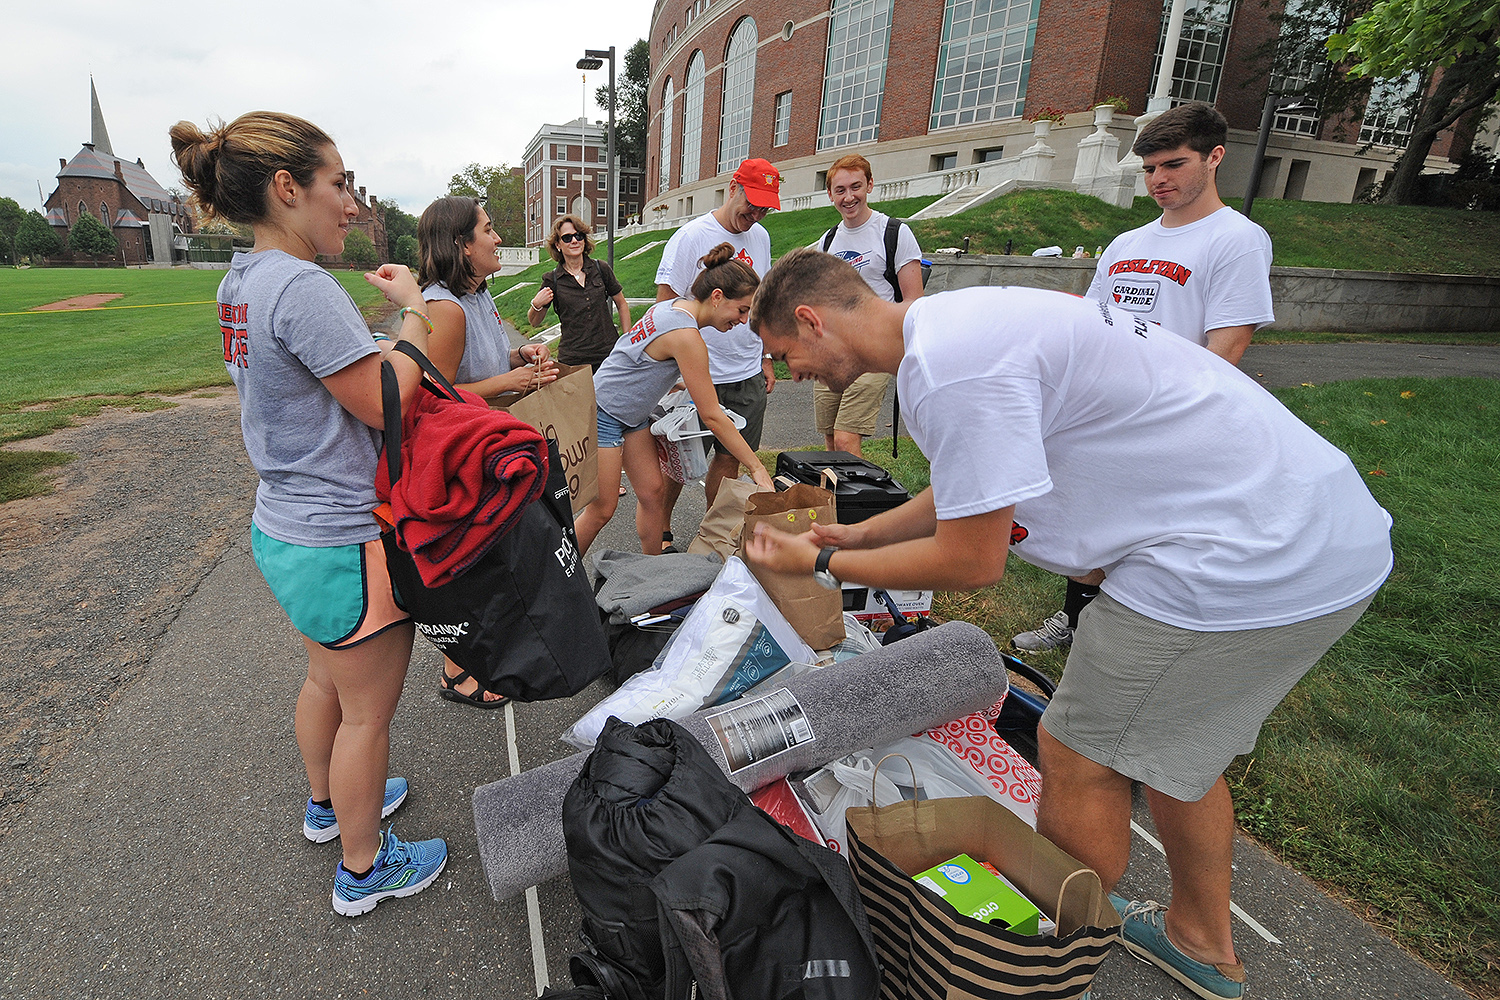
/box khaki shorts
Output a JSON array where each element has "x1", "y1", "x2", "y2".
[
  {"x1": 1040, "y1": 590, "x2": 1374, "y2": 801},
  {"x1": 814, "y1": 372, "x2": 892, "y2": 438}
]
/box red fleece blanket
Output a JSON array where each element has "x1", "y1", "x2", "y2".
[{"x1": 376, "y1": 384, "x2": 548, "y2": 587}]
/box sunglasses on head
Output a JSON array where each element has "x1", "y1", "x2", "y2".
[{"x1": 558, "y1": 232, "x2": 586, "y2": 243}]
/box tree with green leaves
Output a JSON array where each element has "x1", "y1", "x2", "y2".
[
  {"x1": 595, "y1": 38, "x2": 650, "y2": 168},
  {"x1": 447, "y1": 164, "x2": 525, "y2": 246},
  {"x1": 394, "y1": 234, "x2": 419, "y2": 269},
  {"x1": 342, "y1": 229, "x2": 378, "y2": 267},
  {"x1": 383, "y1": 199, "x2": 419, "y2": 248},
  {"x1": 67, "y1": 209, "x2": 118, "y2": 256},
  {"x1": 0, "y1": 197, "x2": 25, "y2": 265},
  {"x1": 14, "y1": 211, "x2": 62, "y2": 262},
  {"x1": 1328, "y1": 0, "x2": 1500, "y2": 204}
]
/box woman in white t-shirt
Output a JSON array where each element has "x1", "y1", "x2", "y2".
[
  {"x1": 416, "y1": 196, "x2": 558, "y2": 709},
  {"x1": 171, "y1": 111, "x2": 447, "y2": 917},
  {"x1": 575, "y1": 243, "x2": 776, "y2": 554}
]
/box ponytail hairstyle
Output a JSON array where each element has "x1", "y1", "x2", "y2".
[
  {"x1": 417, "y1": 196, "x2": 485, "y2": 292},
  {"x1": 169, "y1": 112, "x2": 334, "y2": 225},
  {"x1": 689, "y1": 242, "x2": 760, "y2": 302}
]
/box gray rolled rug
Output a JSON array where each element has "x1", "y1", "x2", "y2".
[{"x1": 471, "y1": 620, "x2": 1010, "y2": 901}]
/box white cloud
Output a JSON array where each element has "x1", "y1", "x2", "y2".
[{"x1": 0, "y1": 0, "x2": 655, "y2": 213}]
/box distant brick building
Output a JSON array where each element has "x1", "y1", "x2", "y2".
[
  {"x1": 523, "y1": 118, "x2": 647, "y2": 247},
  {"x1": 43, "y1": 80, "x2": 195, "y2": 264},
  {"x1": 645, "y1": 0, "x2": 1473, "y2": 215},
  {"x1": 318, "y1": 170, "x2": 388, "y2": 265}
]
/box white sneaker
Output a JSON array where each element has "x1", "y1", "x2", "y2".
[{"x1": 1011, "y1": 610, "x2": 1073, "y2": 652}]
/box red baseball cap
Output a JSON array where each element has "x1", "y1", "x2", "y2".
[{"x1": 733, "y1": 158, "x2": 782, "y2": 210}]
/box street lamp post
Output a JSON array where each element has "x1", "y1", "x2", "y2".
[
  {"x1": 578, "y1": 47, "x2": 616, "y2": 268},
  {"x1": 1242, "y1": 95, "x2": 1319, "y2": 219}
]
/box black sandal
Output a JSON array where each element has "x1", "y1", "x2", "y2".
[{"x1": 439, "y1": 666, "x2": 509, "y2": 709}]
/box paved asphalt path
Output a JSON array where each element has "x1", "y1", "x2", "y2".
[{"x1": 0, "y1": 343, "x2": 1491, "y2": 999}]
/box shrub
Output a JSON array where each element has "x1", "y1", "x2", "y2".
[
  {"x1": 66, "y1": 209, "x2": 118, "y2": 255},
  {"x1": 14, "y1": 211, "x2": 63, "y2": 262}
]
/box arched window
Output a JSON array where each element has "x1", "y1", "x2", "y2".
[
  {"x1": 680, "y1": 51, "x2": 705, "y2": 185},
  {"x1": 79, "y1": 200, "x2": 87, "y2": 219},
  {"x1": 929, "y1": 0, "x2": 1040, "y2": 128},
  {"x1": 718, "y1": 18, "x2": 758, "y2": 172},
  {"x1": 101, "y1": 202, "x2": 109, "y2": 223},
  {"x1": 819, "y1": 0, "x2": 893, "y2": 149},
  {"x1": 660, "y1": 77, "x2": 675, "y2": 193}
]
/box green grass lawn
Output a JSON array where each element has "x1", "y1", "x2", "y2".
[{"x1": 830, "y1": 380, "x2": 1500, "y2": 998}]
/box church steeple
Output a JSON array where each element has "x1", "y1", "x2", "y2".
[{"x1": 90, "y1": 77, "x2": 114, "y2": 156}]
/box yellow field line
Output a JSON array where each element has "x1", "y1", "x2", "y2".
[{"x1": 0, "y1": 300, "x2": 218, "y2": 317}]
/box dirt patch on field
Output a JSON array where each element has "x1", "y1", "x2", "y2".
[{"x1": 31, "y1": 293, "x2": 124, "y2": 311}]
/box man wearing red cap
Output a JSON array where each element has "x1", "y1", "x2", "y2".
[{"x1": 653, "y1": 158, "x2": 782, "y2": 536}]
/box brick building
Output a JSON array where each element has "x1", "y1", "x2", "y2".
[
  {"x1": 319, "y1": 170, "x2": 388, "y2": 265},
  {"x1": 44, "y1": 80, "x2": 195, "y2": 264},
  {"x1": 523, "y1": 118, "x2": 647, "y2": 247},
  {"x1": 645, "y1": 0, "x2": 1472, "y2": 215}
]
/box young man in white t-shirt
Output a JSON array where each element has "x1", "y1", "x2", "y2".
[
  {"x1": 653, "y1": 158, "x2": 780, "y2": 538},
  {"x1": 745, "y1": 249, "x2": 1390, "y2": 1000},
  {"x1": 1013, "y1": 102, "x2": 1276, "y2": 656},
  {"x1": 809, "y1": 153, "x2": 924, "y2": 457}
]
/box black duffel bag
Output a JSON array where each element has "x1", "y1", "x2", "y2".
[{"x1": 378, "y1": 341, "x2": 610, "y2": 702}]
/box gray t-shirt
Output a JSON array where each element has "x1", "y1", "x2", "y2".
[
  {"x1": 422, "y1": 282, "x2": 515, "y2": 385},
  {"x1": 593, "y1": 300, "x2": 699, "y2": 426},
  {"x1": 219, "y1": 250, "x2": 382, "y2": 546}
]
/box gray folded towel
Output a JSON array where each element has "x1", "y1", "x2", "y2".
[{"x1": 592, "y1": 549, "x2": 725, "y2": 623}]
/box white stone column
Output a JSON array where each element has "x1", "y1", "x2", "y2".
[
  {"x1": 1072, "y1": 105, "x2": 1122, "y2": 184},
  {"x1": 1015, "y1": 120, "x2": 1057, "y2": 181}
]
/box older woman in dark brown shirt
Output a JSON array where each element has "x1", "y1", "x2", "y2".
[{"x1": 527, "y1": 215, "x2": 631, "y2": 371}]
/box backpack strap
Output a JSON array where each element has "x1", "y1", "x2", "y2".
[
  {"x1": 821, "y1": 226, "x2": 837, "y2": 252},
  {"x1": 884, "y1": 216, "x2": 903, "y2": 303}
]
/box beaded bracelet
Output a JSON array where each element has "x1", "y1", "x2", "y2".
[
  {"x1": 371, "y1": 332, "x2": 392, "y2": 342},
  {"x1": 397, "y1": 306, "x2": 433, "y2": 333}
]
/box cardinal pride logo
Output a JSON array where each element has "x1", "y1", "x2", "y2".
[{"x1": 1110, "y1": 279, "x2": 1159, "y2": 311}]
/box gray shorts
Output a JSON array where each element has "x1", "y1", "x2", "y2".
[
  {"x1": 1040, "y1": 591, "x2": 1374, "y2": 801},
  {"x1": 710, "y1": 373, "x2": 767, "y2": 455}
]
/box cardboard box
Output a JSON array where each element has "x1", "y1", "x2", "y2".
[
  {"x1": 841, "y1": 583, "x2": 932, "y2": 628},
  {"x1": 913, "y1": 853, "x2": 1042, "y2": 935}
]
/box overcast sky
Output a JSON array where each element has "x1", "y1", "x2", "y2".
[{"x1": 1, "y1": 0, "x2": 656, "y2": 215}]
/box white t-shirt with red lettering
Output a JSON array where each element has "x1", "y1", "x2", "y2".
[
  {"x1": 898, "y1": 286, "x2": 1391, "y2": 631},
  {"x1": 1087, "y1": 206, "x2": 1274, "y2": 345},
  {"x1": 655, "y1": 212, "x2": 770, "y2": 383}
]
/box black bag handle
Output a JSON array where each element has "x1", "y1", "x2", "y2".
[{"x1": 379, "y1": 339, "x2": 468, "y2": 489}]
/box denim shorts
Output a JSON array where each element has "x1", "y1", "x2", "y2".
[
  {"x1": 596, "y1": 406, "x2": 650, "y2": 449},
  {"x1": 251, "y1": 525, "x2": 410, "y2": 648}
]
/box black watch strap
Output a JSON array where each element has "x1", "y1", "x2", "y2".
[{"x1": 815, "y1": 547, "x2": 837, "y2": 575}]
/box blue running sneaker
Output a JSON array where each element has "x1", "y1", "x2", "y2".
[
  {"x1": 1111, "y1": 896, "x2": 1245, "y2": 999},
  {"x1": 332, "y1": 827, "x2": 447, "y2": 917},
  {"x1": 303, "y1": 777, "x2": 409, "y2": 843}
]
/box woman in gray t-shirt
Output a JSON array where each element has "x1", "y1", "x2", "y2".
[
  {"x1": 574, "y1": 243, "x2": 775, "y2": 555},
  {"x1": 172, "y1": 111, "x2": 448, "y2": 916}
]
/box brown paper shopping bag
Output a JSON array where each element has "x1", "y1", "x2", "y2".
[
  {"x1": 687, "y1": 477, "x2": 761, "y2": 561},
  {"x1": 490, "y1": 361, "x2": 598, "y2": 513},
  {"x1": 739, "y1": 481, "x2": 845, "y2": 650},
  {"x1": 844, "y1": 757, "x2": 1121, "y2": 1000}
]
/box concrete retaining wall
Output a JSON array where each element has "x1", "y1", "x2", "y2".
[{"x1": 926, "y1": 255, "x2": 1500, "y2": 333}]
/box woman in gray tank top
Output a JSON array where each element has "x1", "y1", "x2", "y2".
[
  {"x1": 575, "y1": 243, "x2": 776, "y2": 555},
  {"x1": 418, "y1": 197, "x2": 557, "y2": 399},
  {"x1": 417, "y1": 197, "x2": 562, "y2": 707}
]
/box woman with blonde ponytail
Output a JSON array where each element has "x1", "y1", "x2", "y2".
[
  {"x1": 574, "y1": 242, "x2": 775, "y2": 554},
  {"x1": 171, "y1": 112, "x2": 447, "y2": 917}
]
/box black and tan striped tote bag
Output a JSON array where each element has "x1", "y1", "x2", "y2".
[{"x1": 845, "y1": 786, "x2": 1120, "y2": 1000}]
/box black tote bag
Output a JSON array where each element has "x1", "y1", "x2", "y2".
[{"x1": 379, "y1": 342, "x2": 611, "y2": 702}]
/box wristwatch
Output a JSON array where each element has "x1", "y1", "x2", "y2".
[{"x1": 813, "y1": 547, "x2": 840, "y2": 590}]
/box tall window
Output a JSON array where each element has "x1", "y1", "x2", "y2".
[
  {"x1": 719, "y1": 19, "x2": 759, "y2": 171},
  {"x1": 774, "y1": 92, "x2": 792, "y2": 146},
  {"x1": 1150, "y1": 0, "x2": 1236, "y2": 106},
  {"x1": 681, "y1": 51, "x2": 706, "y2": 185},
  {"x1": 660, "y1": 77, "x2": 675, "y2": 192},
  {"x1": 819, "y1": 0, "x2": 893, "y2": 149},
  {"x1": 1359, "y1": 74, "x2": 1420, "y2": 147},
  {"x1": 929, "y1": 0, "x2": 1040, "y2": 129}
]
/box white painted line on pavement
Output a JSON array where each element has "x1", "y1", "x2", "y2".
[
  {"x1": 1129, "y1": 820, "x2": 1283, "y2": 945},
  {"x1": 507, "y1": 700, "x2": 551, "y2": 991}
]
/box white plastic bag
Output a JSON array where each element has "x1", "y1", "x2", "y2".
[
  {"x1": 800, "y1": 736, "x2": 1013, "y2": 855},
  {"x1": 564, "y1": 557, "x2": 814, "y2": 747},
  {"x1": 650, "y1": 390, "x2": 746, "y2": 483}
]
